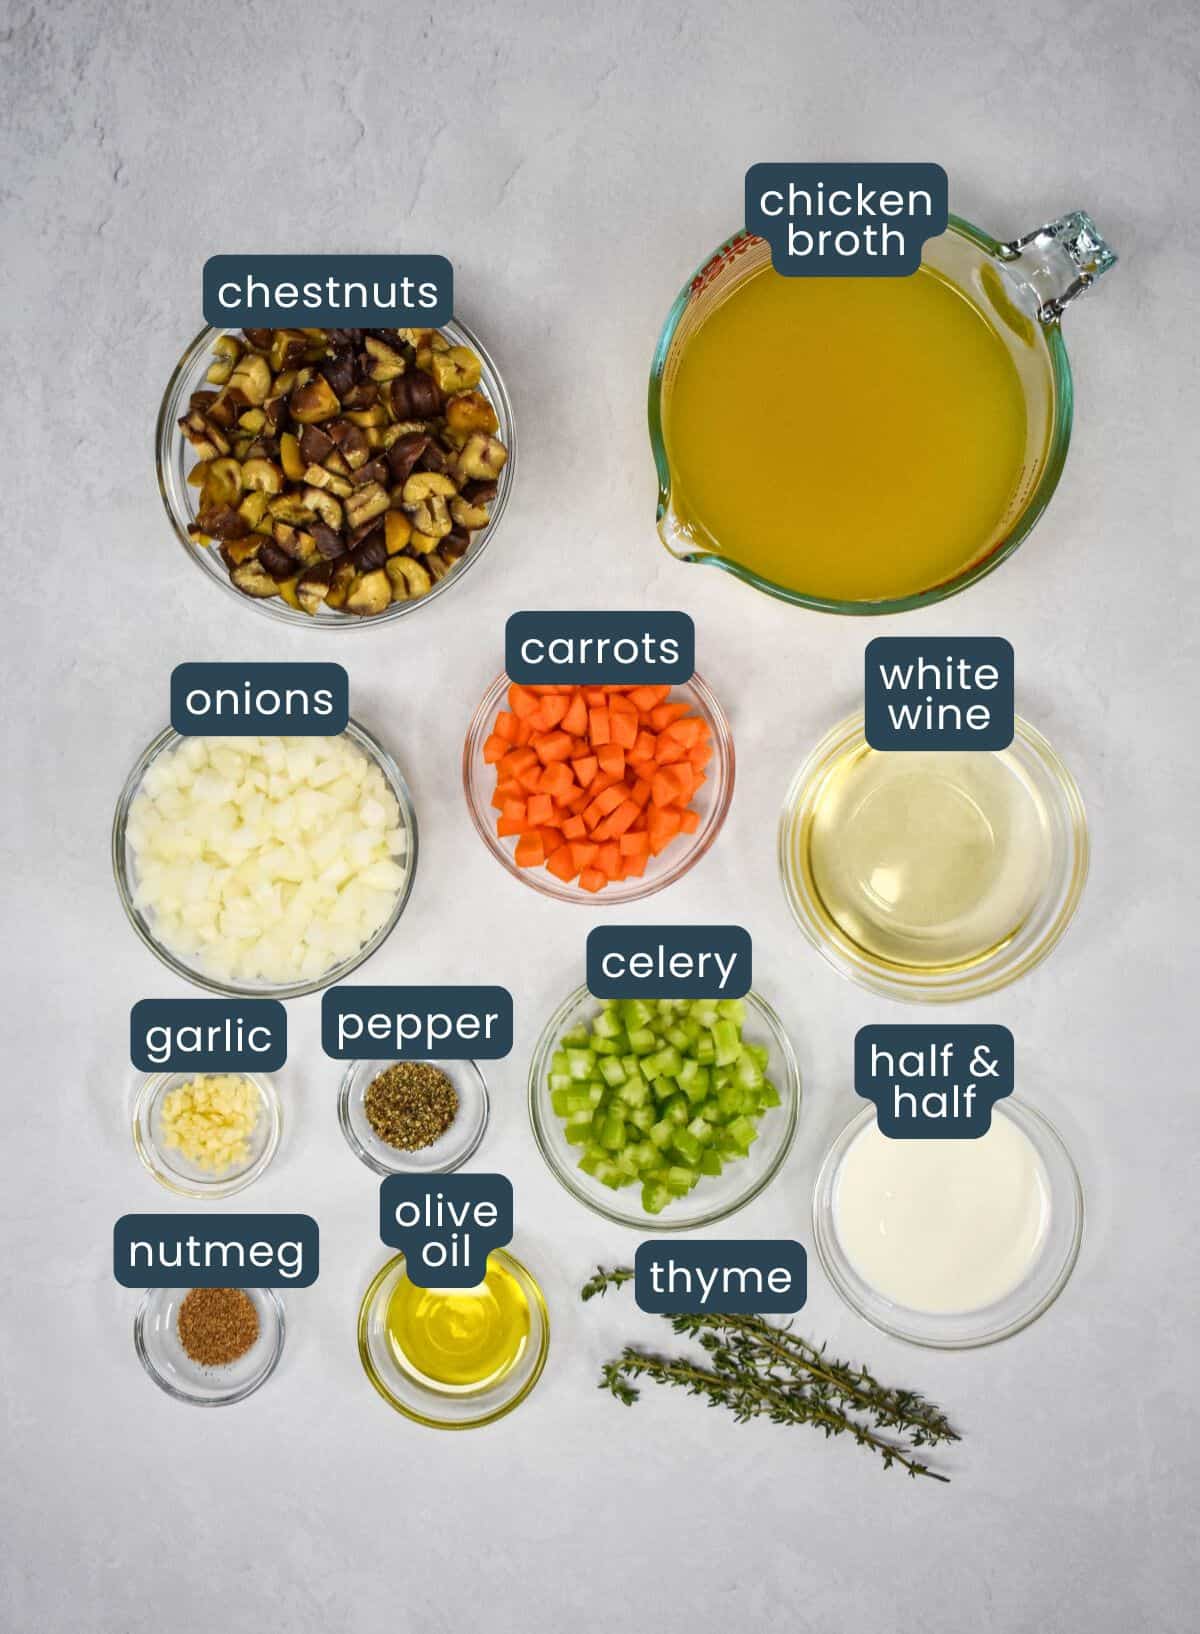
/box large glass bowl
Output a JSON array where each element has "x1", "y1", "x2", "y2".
[
  {"x1": 112, "y1": 719, "x2": 418, "y2": 998},
  {"x1": 156, "y1": 317, "x2": 516, "y2": 628},
  {"x1": 463, "y1": 671, "x2": 735, "y2": 904},
  {"x1": 778, "y1": 711, "x2": 1088, "y2": 1003},
  {"x1": 358, "y1": 1249, "x2": 549, "y2": 1429},
  {"x1": 528, "y1": 983, "x2": 800, "y2": 1229},
  {"x1": 813, "y1": 1099, "x2": 1083, "y2": 1349}
]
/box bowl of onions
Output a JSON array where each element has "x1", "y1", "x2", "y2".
[{"x1": 112, "y1": 721, "x2": 417, "y2": 997}]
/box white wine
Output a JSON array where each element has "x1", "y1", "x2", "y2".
[{"x1": 800, "y1": 742, "x2": 1052, "y2": 972}]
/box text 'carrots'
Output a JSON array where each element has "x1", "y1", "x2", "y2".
[{"x1": 484, "y1": 682, "x2": 712, "y2": 890}]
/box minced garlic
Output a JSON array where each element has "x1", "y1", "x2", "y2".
[{"x1": 160, "y1": 1074, "x2": 260, "y2": 1173}]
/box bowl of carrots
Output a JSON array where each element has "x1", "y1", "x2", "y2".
[{"x1": 463, "y1": 672, "x2": 735, "y2": 902}]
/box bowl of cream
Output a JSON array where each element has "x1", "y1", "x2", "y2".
[{"x1": 813, "y1": 1099, "x2": 1083, "y2": 1348}]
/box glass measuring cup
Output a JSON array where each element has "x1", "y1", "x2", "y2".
[{"x1": 648, "y1": 211, "x2": 1117, "y2": 614}]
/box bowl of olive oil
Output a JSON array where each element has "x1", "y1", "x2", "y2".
[
  {"x1": 650, "y1": 211, "x2": 1116, "y2": 613},
  {"x1": 778, "y1": 712, "x2": 1088, "y2": 1001},
  {"x1": 358, "y1": 1249, "x2": 549, "y2": 1428}
]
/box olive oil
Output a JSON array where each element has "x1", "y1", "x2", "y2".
[
  {"x1": 386, "y1": 1261, "x2": 530, "y2": 1391},
  {"x1": 662, "y1": 264, "x2": 1031, "y2": 603},
  {"x1": 799, "y1": 743, "x2": 1052, "y2": 972}
]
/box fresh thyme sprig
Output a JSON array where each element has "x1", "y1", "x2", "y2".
[{"x1": 582, "y1": 1266, "x2": 961, "y2": 1482}]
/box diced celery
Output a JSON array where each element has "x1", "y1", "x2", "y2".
[
  {"x1": 671, "y1": 1129, "x2": 702, "y2": 1166},
  {"x1": 666, "y1": 1165, "x2": 698, "y2": 1196},
  {"x1": 600, "y1": 1112, "x2": 626, "y2": 1150},
  {"x1": 599, "y1": 1056, "x2": 626, "y2": 1087},
  {"x1": 566, "y1": 1047, "x2": 596, "y2": 1079},
  {"x1": 551, "y1": 1088, "x2": 571, "y2": 1117},
  {"x1": 711, "y1": 1019, "x2": 740, "y2": 1067},
  {"x1": 700, "y1": 1149, "x2": 723, "y2": 1177}
]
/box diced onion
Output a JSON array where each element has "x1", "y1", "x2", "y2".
[{"x1": 128, "y1": 734, "x2": 408, "y2": 985}]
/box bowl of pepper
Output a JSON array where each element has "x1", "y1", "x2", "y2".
[{"x1": 337, "y1": 1058, "x2": 490, "y2": 1176}]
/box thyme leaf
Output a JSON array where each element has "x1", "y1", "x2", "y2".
[{"x1": 583, "y1": 1266, "x2": 961, "y2": 1482}]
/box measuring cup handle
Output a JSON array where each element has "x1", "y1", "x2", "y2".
[{"x1": 997, "y1": 211, "x2": 1118, "y2": 323}]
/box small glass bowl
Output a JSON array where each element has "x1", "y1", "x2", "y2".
[
  {"x1": 778, "y1": 712, "x2": 1089, "y2": 1003},
  {"x1": 133, "y1": 1070, "x2": 282, "y2": 1198},
  {"x1": 463, "y1": 671, "x2": 735, "y2": 904},
  {"x1": 528, "y1": 983, "x2": 800, "y2": 1230},
  {"x1": 155, "y1": 317, "x2": 516, "y2": 629},
  {"x1": 338, "y1": 1058, "x2": 490, "y2": 1176},
  {"x1": 112, "y1": 718, "x2": 418, "y2": 998},
  {"x1": 813, "y1": 1099, "x2": 1084, "y2": 1349},
  {"x1": 134, "y1": 1287, "x2": 286, "y2": 1405},
  {"x1": 358, "y1": 1249, "x2": 549, "y2": 1429}
]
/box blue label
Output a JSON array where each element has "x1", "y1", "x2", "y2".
[
  {"x1": 864, "y1": 637, "x2": 1014, "y2": 750},
  {"x1": 131, "y1": 999, "x2": 286, "y2": 1073},
  {"x1": 746, "y1": 163, "x2": 948, "y2": 276},
  {"x1": 114, "y1": 1214, "x2": 318, "y2": 1287},
  {"x1": 170, "y1": 663, "x2": 349, "y2": 736},
  {"x1": 855, "y1": 1025, "x2": 1014, "y2": 1138},
  {"x1": 587, "y1": 926, "x2": 751, "y2": 998},
  {"x1": 203, "y1": 254, "x2": 452, "y2": 327},
  {"x1": 379, "y1": 1175, "x2": 513, "y2": 1289},
  {"x1": 635, "y1": 1240, "x2": 807, "y2": 1313},
  {"x1": 322, "y1": 986, "x2": 513, "y2": 1059},
  {"x1": 505, "y1": 612, "x2": 695, "y2": 685}
]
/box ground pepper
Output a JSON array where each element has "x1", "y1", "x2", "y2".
[
  {"x1": 177, "y1": 1287, "x2": 260, "y2": 1367},
  {"x1": 364, "y1": 1062, "x2": 459, "y2": 1151}
]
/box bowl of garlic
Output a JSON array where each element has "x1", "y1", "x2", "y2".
[
  {"x1": 113, "y1": 722, "x2": 417, "y2": 997},
  {"x1": 133, "y1": 1071, "x2": 282, "y2": 1198}
]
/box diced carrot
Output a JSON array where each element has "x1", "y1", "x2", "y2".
[
  {"x1": 633, "y1": 730, "x2": 657, "y2": 760},
  {"x1": 651, "y1": 771, "x2": 682, "y2": 808},
  {"x1": 538, "y1": 826, "x2": 565, "y2": 855},
  {"x1": 483, "y1": 733, "x2": 508, "y2": 764},
  {"x1": 562, "y1": 814, "x2": 586, "y2": 841},
  {"x1": 578, "y1": 867, "x2": 606, "y2": 893},
  {"x1": 630, "y1": 684, "x2": 671, "y2": 712},
  {"x1": 571, "y1": 842, "x2": 599, "y2": 871},
  {"x1": 571, "y1": 755, "x2": 599, "y2": 788},
  {"x1": 539, "y1": 762, "x2": 576, "y2": 799},
  {"x1": 619, "y1": 830, "x2": 650, "y2": 856},
  {"x1": 630, "y1": 777, "x2": 652, "y2": 809},
  {"x1": 680, "y1": 809, "x2": 700, "y2": 834},
  {"x1": 596, "y1": 842, "x2": 621, "y2": 879},
  {"x1": 494, "y1": 711, "x2": 519, "y2": 743},
  {"x1": 608, "y1": 712, "x2": 637, "y2": 750},
  {"x1": 597, "y1": 744, "x2": 625, "y2": 779},
  {"x1": 562, "y1": 692, "x2": 589, "y2": 736},
  {"x1": 491, "y1": 777, "x2": 521, "y2": 810},
  {"x1": 607, "y1": 799, "x2": 640, "y2": 837},
  {"x1": 588, "y1": 708, "x2": 611, "y2": 747},
  {"x1": 647, "y1": 806, "x2": 682, "y2": 854},
  {"x1": 508, "y1": 684, "x2": 540, "y2": 719},
  {"x1": 497, "y1": 815, "x2": 526, "y2": 838},
  {"x1": 584, "y1": 786, "x2": 624, "y2": 827},
  {"x1": 533, "y1": 730, "x2": 574, "y2": 764},
  {"x1": 622, "y1": 849, "x2": 648, "y2": 878},
  {"x1": 499, "y1": 746, "x2": 538, "y2": 777},
  {"x1": 514, "y1": 833, "x2": 545, "y2": 868},
  {"x1": 689, "y1": 742, "x2": 713, "y2": 770},
  {"x1": 546, "y1": 845, "x2": 578, "y2": 883},
  {"x1": 539, "y1": 695, "x2": 570, "y2": 728},
  {"x1": 526, "y1": 793, "x2": 553, "y2": 826},
  {"x1": 583, "y1": 688, "x2": 607, "y2": 706},
  {"x1": 501, "y1": 797, "x2": 527, "y2": 822},
  {"x1": 662, "y1": 714, "x2": 705, "y2": 749},
  {"x1": 649, "y1": 701, "x2": 690, "y2": 730},
  {"x1": 517, "y1": 766, "x2": 544, "y2": 794},
  {"x1": 654, "y1": 737, "x2": 687, "y2": 766}
]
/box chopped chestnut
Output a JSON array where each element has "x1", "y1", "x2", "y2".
[{"x1": 182, "y1": 325, "x2": 507, "y2": 615}]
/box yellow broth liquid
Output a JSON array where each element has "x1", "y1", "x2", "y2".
[
  {"x1": 662, "y1": 265, "x2": 1030, "y2": 603},
  {"x1": 386, "y1": 1261, "x2": 530, "y2": 1391}
]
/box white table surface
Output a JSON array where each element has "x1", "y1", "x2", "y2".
[{"x1": 4, "y1": 2, "x2": 1197, "y2": 1630}]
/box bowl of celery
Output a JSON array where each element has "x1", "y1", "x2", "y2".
[{"x1": 528, "y1": 987, "x2": 801, "y2": 1229}]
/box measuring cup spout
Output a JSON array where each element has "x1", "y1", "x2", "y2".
[{"x1": 998, "y1": 210, "x2": 1118, "y2": 323}]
